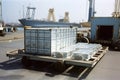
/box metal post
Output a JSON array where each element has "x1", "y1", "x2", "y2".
[
  {"x1": 118, "y1": 0, "x2": 120, "y2": 17},
  {"x1": 88, "y1": 0, "x2": 95, "y2": 22},
  {"x1": 113, "y1": 0, "x2": 120, "y2": 17}
]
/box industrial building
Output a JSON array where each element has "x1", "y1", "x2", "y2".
[
  {"x1": 91, "y1": 17, "x2": 120, "y2": 44},
  {"x1": 89, "y1": 0, "x2": 120, "y2": 49}
]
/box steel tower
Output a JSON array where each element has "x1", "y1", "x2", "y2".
[{"x1": 88, "y1": 0, "x2": 95, "y2": 22}]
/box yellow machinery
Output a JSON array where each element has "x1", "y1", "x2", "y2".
[
  {"x1": 112, "y1": 0, "x2": 120, "y2": 17},
  {"x1": 63, "y1": 12, "x2": 69, "y2": 22},
  {"x1": 47, "y1": 8, "x2": 56, "y2": 22}
]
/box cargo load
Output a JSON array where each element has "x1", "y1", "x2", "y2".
[
  {"x1": 53, "y1": 43, "x2": 102, "y2": 61},
  {"x1": 24, "y1": 27, "x2": 77, "y2": 56}
]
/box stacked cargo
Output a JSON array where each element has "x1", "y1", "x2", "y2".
[
  {"x1": 53, "y1": 43, "x2": 102, "y2": 61},
  {"x1": 25, "y1": 28, "x2": 76, "y2": 56},
  {"x1": 71, "y1": 43, "x2": 102, "y2": 61},
  {"x1": 25, "y1": 27, "x2": 102, "y2": 61}
]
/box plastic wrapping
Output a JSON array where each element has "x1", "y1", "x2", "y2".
[
  {"x1": 71, "y1": 49, "x2": 94, "y2": 61},
  {"x1": 52, "y1": 46, "x2": 74, "y2": 58},
  {"x1": 53, "y1": 43, "x2": 102, "y2": 61}
]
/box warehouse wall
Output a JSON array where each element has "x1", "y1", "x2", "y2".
[{"x1": 91, "y1": 17, "x2": 120, "y2": 42}]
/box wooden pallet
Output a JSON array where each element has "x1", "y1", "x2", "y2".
[
  {"x1": 6, "y1": 47, "x2": 108, "y2": 79},
  {"x1": 6, "y1": 47, "x2": 108, "y2": 67}
]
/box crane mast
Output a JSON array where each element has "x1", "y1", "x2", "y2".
[
  {"x1": 88, "y1": 0, "x2": 95, "y2": 22},
  {"x1": 64, "y1": 12, "x2": 69, "y2": 22},
  {"x1": 113, "y1": 0, "x2": 120, "y2": 17},
  {"x1": 47, "y1": 8, "x2": 56, "y2": 22}
]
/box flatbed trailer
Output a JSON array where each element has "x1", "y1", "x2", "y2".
[
  {"x1": 6, "y1": 46, "x2": 108, "y2": 79},
  {"x1": 6, "y1": 46, "x2": 108, "y2": 67}
]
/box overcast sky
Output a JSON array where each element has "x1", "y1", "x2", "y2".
[{"x1": 2, "y1": 0, "x2": 114, "y2": 23}]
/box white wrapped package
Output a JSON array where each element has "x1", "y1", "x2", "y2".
[
  {"x1": 52, "y1": 52, "x2": 73, "y2": 58},
  {"x1": 52, "y1": 43, "x2": 102, "y2": 61},
  {"x1": 74, "y1": 43, "x2": 102, "y2": 50},
  {"x1": 71, "y1": 49, "x2": 95, "y2": 61},
  {"x1": 71, "y1": 43, "x2": 102, "y2": 61},
  {"x1": 52, "y1": 46, "x2": 74, "y2": 58},
  {"x1": 73, "y1": 43, "x2": 102, "y2": 55}
]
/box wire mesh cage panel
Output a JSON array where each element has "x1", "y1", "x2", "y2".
[{"x1": 24, "y1": 28, "x2": 77, "y2": 56}]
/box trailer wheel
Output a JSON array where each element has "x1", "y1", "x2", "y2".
[
  {"x1": 114, "y1": 40, "x2": 120, "y2": 50},
  {"x1": 53, "y1": 61, "x2": 65, "y2": 72},
  {"x1": 21, "y1": 56, "x2": 31, "y2": 68}
]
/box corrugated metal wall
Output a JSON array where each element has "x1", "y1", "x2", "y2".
[{"x1": 91, "y1": 17, "x2": 120, "y2": 42}]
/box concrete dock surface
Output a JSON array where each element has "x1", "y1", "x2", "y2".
[
  {"x1": 86, "y1": 50, "x2": 120, "y2": 80},
  {"x1": 0, "y1": 32, "x2": 120, "y2": 80},
  {"x1": 0, "y1": 31, "x2": 24, "y2": 41}
]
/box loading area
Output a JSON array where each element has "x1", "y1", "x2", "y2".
[
  {"x1": 6, "y1": 46, "x2": 108, "y2": 79},
  {"x1": 97, "y1": 25, "x2": 113, "y2": 41},
  {"x1": 6, "y1": 26, "x2": 109, "y2": 79},
  {"x1": 91, "y1": 17, "x2": 120, "y2": 45}
]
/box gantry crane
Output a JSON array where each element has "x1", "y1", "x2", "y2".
[
  {"x1": 64, "y1": 12, "x2": 69, "y2": 22},
  {"x1": 47, "y1": 8, "x2": 56, "y2": 22},
  {"x1": 88, "y1": 0, "x2": 95, "y2": 22},
  {"x1": 113, "y1": 0, "x2": 120, "y2": 17}
]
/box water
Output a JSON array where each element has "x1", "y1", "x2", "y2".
[
  {"x1": 17, "y1": 27, "x2": 24, "y2": 31},
  {"x1": 4, "y1": 27, "x2": 24, "y2": 32}
]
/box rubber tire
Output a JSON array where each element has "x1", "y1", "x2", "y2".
[
  {"x1": 53, "y1": 61, "x2": 65, "y2": 72},
  {"x1": 21, "y1": 56, "x2": 31, "y2": 68}
]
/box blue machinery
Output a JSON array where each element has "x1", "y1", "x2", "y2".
[{"x1": 88, "y1": 0, "x2": 95, "y2": 22}]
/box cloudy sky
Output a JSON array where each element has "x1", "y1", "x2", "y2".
[{"x1": 2, "y1": 0, "x2": 114, "y2": 23}]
